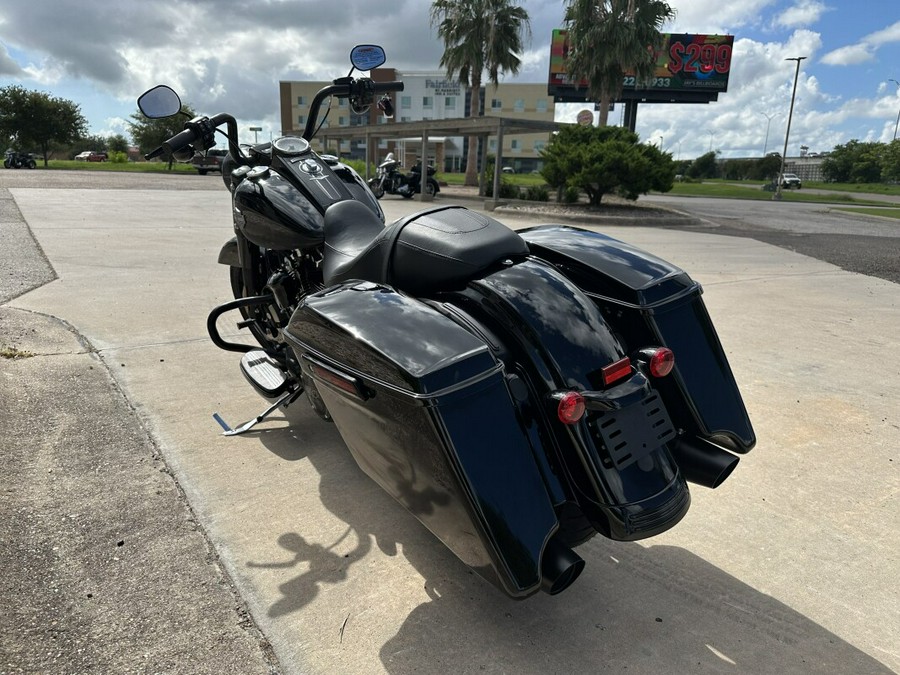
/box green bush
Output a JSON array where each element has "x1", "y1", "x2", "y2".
[
  {"x1": 524, "y1": 185, "x2": 550, "y2": 201},
  {"x1": 110, "y1": 151, "x2": 129, "y2": 163},
  {"x1": 562, "y1": 186, "x2": 580, "y2": 203},
  {"x1": 484, "y1": 180, "x2": 520, "y2": 199}
]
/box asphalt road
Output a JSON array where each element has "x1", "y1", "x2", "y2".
[{"x1": 1, "y1": 170, "x2": 897, "y2": 674}]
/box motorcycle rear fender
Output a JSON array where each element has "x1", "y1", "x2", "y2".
[
  {"x1": 520, "y1": 225, "x2": 756, "y2": 454},
  {"x1": 443, "y1": 259, "x2": 690, "y2": 542}
]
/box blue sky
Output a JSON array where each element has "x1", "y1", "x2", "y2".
[{"x1": 1, "y1": 0, "x2": 899, "y2": 159}]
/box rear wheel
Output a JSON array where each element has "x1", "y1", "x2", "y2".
[{"x1": 26, "y1": 159, "x2": 36, "y2": 169}]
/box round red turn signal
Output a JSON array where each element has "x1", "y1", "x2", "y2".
[
  {"x1": 648, "y1": 347, "x2": 675, "y2": 378},
  {"x1": 557, "y1": 391, "x2": 586, "y2": 425}
]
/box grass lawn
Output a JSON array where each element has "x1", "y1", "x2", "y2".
[{"x1": 664, "y1": 181, "x2": 891, "y2": 206}]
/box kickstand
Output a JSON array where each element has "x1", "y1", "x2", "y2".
[{"x1": 213, "y1": 386, "x2": 304, "y2": 436}]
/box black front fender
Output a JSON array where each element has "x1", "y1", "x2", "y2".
[{"x1": 217, "y1": 237, "x2": 239, "y2": 266}]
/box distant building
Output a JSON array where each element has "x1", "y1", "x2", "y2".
[{"x1": 279, "y1": 71, "x2": 556, "y2": 173}]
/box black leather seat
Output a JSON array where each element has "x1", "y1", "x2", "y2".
[{"x1": 323, "y1": 201, "x2": 529, "y2": 295}]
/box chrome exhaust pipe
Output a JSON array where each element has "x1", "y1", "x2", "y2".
[
  {"x1": 541, "y1": 536, "x2": 585, "y2": 595},
  {"x1": 671, "y1": 437, "x2": 740, "y2": 489}
]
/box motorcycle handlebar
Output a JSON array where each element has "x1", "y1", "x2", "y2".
[
  {"x1": 373, "y1": 81, "x2": 404, "y2": 93},
  {"x1": 303, "y1": 79, "x2": 404, "y2": 140}
]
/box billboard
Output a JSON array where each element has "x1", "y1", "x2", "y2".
[{"x1": 548, "y1": 30, "x2": 734, "y2": 103}]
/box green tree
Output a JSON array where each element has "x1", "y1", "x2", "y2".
[
  {"x1": 882, "y1": 139, "x2": 900, "y2": 183},
  {"x1": 77, "y1": 133, "x2": 110, "y2": 154},
  {"x1": 686, "y1": 151, "x2": 718, "y2": 179},
  {"x1": 107, "y1": 133, "x2": 130, "y2": 155},
  {"x1": 127, "y1": 104, "x2": 195, "y2": 167},
  {"x1": 540, "y1": 124, "x2": 674, "y2": 205},
  {"x1": 0, "y1": 85, "x2": 88, "y2": 166},
  {"x1": 563, "y1": 0, "x2": 675, "y2": 126},
  {"x1": 430, "y1": 0, "x2": 531, "y2": 186},
  {"x1": 821, "y1": 140, "x2": 885, "y2": 183},
  {"x1": 750, "y1": 153, "x2": 782, "y2": 181}
]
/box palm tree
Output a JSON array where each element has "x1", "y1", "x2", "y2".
[
  {"x1": 564, "y1": 0, "x2": 675, "y2": 126},
  {"x1": 430, "y1": 0, "x2": 531, "y2": 186}
]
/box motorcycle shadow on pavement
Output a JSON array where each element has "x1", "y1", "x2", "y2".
[{"x1": 245, "y1": 406, "x2": 889, "y2": 675}]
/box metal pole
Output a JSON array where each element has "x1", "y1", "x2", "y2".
[
  {"x1": 775, "y1": 56, "x2": 806, "y2": 200},
  {"x1": 760, "y1": 111, "x2": 777, "y2": 156},
  {"x1": 890, "y1": 79, "x2": 900, "y2": 141}
]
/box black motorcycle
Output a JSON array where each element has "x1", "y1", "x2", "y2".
[
  {"x1": 139, "y1": 44, "x2": 754, "y2": 599},
  {"x1": 3, "y1": 150, "x2": 36, "y2": 169},
  {"x1": 368, "y1": 156, "x2": 439, "y2": 199}
]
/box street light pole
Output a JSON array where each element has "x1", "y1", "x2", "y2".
[
  {"x1": 890, "y1": 79, "x2": 900, "y2": 141},
  {"x1": 775, "y1": 56, "x2": 806, "y2": 200},
  {"x1": 249, "y1": 126, "x2": 262, "y2": 144},
  {"x1": 760, "y1": 111, "x2": 778, "y2": 155}
]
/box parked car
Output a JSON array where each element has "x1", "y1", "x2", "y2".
[
  {"x1": 191, "y1": 148, "x2": 229, "y2": 175},
  {"x1": 75, "y1": 151, "x2": 108, "y2": 162},
  {"x1": 781, "y1": 173, "x2": 802, "y2": 189}
]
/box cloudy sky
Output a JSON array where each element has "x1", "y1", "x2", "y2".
[{"x1": 1, "y1": 0, "x2": 899, "y2": 159}]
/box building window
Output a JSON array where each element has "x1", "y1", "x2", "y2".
[
  {"x1": 514, "y1": 99, "x2": 525, "y2": 113},
  {"x1": 401, "y1": 116, "x2": 412, "y2": 122},
  {"x1": 511, "y1": 139, "x2": 521, "y2": 153},
  {"x1": 423, "y1": 96, "x2": 433, "y2": 109},
  {"x1": 445, "y1": 96, "x2": 456, "y2": 109},
  {"x1": 338, "y1": 116, "x2": 347, "y2": 126},
  {"x1": 297, "y1": 95, "x2": 306, "y2": 105},
  {"x1": 533, "y1": 140, "x2": 547, "y2": 153},
  {"x1": 489, "y1": 139, "x2": 497, "y2": 151},
  {"x1": 536, "y1": 99, "x2": 548, "y2": 113},
  {"x1": 401, "y1": 96, "x2": 411, "y2": 109},
  {"x1": 298, "y1": 115, "x2": 305, "y2": 125},
  {"x1": 491, "y1": 99, "x2": 502, "y2": 110}
]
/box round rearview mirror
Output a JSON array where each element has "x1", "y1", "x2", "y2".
[
  {"x1": 350, "y1": 45, "x2": 386, "y2": 72},
  {"x1": 137, "y1": 85, "x2": 182, "y2": 119}
]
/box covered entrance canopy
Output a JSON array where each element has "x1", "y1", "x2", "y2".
[{"x1": 315, "y1": 116, "x2": 564, "y2": 204}]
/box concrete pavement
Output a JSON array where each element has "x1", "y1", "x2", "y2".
[{"x1": 2, "y1": 177, "x2": 898, "y2": 673}]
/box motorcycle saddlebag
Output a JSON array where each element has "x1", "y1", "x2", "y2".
[
  {"x1": 521, "y1": 225, "x2": 755, "y2": 455},
  {"x1": 283, "y1": 281, "x2": 561, "y2": 598}
]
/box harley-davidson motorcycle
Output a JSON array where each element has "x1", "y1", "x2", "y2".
[
  {"x1": 138, "y1": 45, "x2": 754, "y2": 599},
  {"x1": 368, "y1": 154, "x2": 440, "y2": 199},
  {"x1": 3, "y1": 150, "x2": 36, "y2": 169}
]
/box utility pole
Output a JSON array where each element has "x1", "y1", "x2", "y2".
[{"x1": 775, "y1": 56, "x2": 806, "y2": 201}]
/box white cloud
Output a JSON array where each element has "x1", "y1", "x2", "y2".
[
  {"x1": 775, "y1": 1, "x2": 830, "y2": 29},
  {"x1": 821, "y1": 44, "x2": 873, "y2": 66},
  {"x1": 822, "y1": 19, "x2": 900, "y2": 66}
]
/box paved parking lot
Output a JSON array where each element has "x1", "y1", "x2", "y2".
[{"x1": 1, "y1": 172, "x2": 897, "y2": 673}]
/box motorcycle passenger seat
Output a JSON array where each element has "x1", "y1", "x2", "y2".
[{"x1": 323, "y1": 202, "x2": 529, "y2": 295}]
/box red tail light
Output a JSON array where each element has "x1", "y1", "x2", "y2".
[
  {"x1": 556, "y1": 391, "x2": 585, "y2": 425},
  {"x1": 646, "y1": 347, "x2": 675, "y2": 378}
]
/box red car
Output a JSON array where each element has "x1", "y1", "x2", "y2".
[{"x1": 75, "y1": 151, "x2": 108, "y2": 162}]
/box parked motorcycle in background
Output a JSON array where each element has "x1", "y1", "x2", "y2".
[
  {"x1": 3, "y1": 150, "x2": 36, "y2": 169},
  {"x1": 138, "y1": 44, "x2": 755, "y2": 599},
  {"x1": 368, "y1": 153, "x2": 440, "y2": 199}
]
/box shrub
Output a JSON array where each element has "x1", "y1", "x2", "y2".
[
  {"x1": 524, "y1": 185, "x2": 550, "y2": 201},
  {"x1": 562, "y1": 186, "x2": 581, "y2": 203},
  {"x1": 110, "y1": 151, "x2": 129, "y2": 163}
]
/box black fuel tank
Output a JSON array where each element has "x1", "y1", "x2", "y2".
[
  {"x1": 231, "y1": 157, "x2": 384, "y2": 252},
  {"x1": 232, "y1": 169, "x2": 324, "y2": 250}
]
